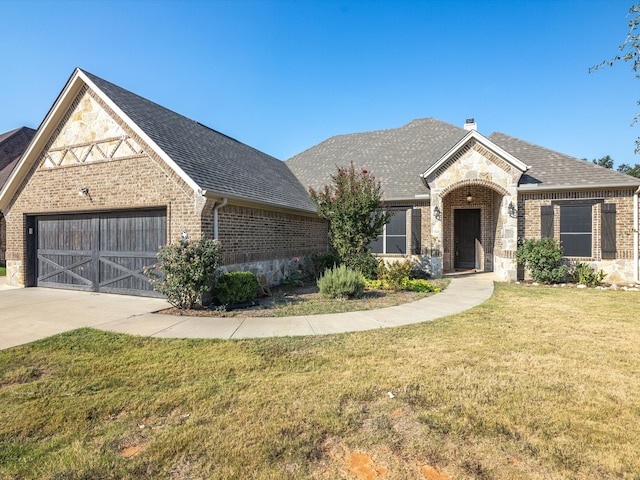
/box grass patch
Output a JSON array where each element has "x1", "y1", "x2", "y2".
[
  {"x1": 0, "y1": 265, "x2": 6, "y2": 276},
  {"x1": 167, "y1": 278, "x2": 450, "y2": 317},
  {"x1": 1, "y1": 283, "x2": 640, "y2": 479}
]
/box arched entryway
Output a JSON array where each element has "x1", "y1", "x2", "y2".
[{"x1": 440, "y1": 181, "x2": 511, "y2": 274}]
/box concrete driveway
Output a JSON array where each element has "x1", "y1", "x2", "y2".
[{"x1": 0, "y1": 285, "x2": 169, "y2": 350}]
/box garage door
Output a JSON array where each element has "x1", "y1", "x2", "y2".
[{"x1": 34, "y1": 210, "x2": 166, "y2": 296}]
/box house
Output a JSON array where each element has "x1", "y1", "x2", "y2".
[
  {"x1": 0, "y1": 127, "x2": 36, "y2": 262},
  {"x1": 0, "y1": 68, "x2": 327, "y2": 296},
  {"x1": 287, "y1": 118, "x2": 640, "y2": 283},
  {"x1": 2, "y1": 69, "x2": 639, "y2": 297}
]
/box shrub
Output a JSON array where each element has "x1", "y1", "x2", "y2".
[
  {"x1": 283, "y1": 257, "x2": 306, "y2": 290},
  {"x1": 516, "y1": 238, "x2": 568, "y2": 284},
  {"x1": 317, "y1": 264, "x2": 365, "y2": 299},
  {"x1": 344, "y1": 251, "x2": 378, "y2": 279},
  {"x1": 308, "y1": 252, "x2": 342, "y2": 279},
  {"x1": 570, "y1": 262, "x2": 606, "y2": 287},
  {"x1": 400, "y1": 278, "x2": 441, "y2": 293},
  {"x1": 215, "y1": 271, "x2": 260, "y2": 305},
  {"x1": 378, "y1": 259, "x2": 415, "y2": 290},
  {"x1": 145, "y1": 238, "x2": 221, "y2": 310}
]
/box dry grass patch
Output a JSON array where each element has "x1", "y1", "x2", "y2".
[{"x1": 1, "y1": 283, "x2": 639, "y2": 479}]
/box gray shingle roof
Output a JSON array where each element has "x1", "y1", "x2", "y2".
[
  {"x1": 81, "y1": 70, "x2": 316, "y2": 213},
  {"x1": 286, "y1": 118, "x2": 468, "y2": 200},
  {"x1": 0, "y1": 127, "x2": 36, "y2": 189},
  {"x1": 489, "y1": 132, "x2": 640, "y2": 189}
]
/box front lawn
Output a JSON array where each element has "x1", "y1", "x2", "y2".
[
  {"x1": 0, "y1": 265, "x2": 5, "y2": 276},
  {"x1": 1, "y1": 283, "x2": 639, "y2": 479}
]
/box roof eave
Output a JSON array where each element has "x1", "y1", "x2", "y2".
[
  {"x1": 199, "y1": 189, "x2": 318, "y2": 216},
  {"x1": 518, "y1": 182, "x2": 640, "y2": 193}
]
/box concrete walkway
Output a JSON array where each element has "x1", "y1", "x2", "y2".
[{"x1": 0, "y1": 272, "x2": 496, "y2": 350}]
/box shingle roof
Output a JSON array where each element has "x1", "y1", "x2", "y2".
[
  {"x1": 488, "y1": 132, "x2": 640, "y2": 189},
  {"x1": 286, "y1": 118, "x2": 468, "y2": 200},
  {"x1": 81, "y1": 70, "x2": 316, "y2": 213},
  {"x1": 0, "y1": 127, "x2": 36, "y2": 189},
  {"x1": 286, "y1": 119, "x2": 640, "y2": 197}
]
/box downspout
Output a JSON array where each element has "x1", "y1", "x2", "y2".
[
  {"x1": 213, "y1": 198, "x2": 228, "y2": 240},
  {"x1": 635, "y1": 187, "x2": 639, "y2": 283}
]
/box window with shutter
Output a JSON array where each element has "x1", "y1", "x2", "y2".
[{"x1": 411, "y1": 209, "x2": 422, "y2": 254}]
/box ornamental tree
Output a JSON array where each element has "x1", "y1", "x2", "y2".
[{"x1": 310, "y1": 162, "x2": 390, "y2": 275}]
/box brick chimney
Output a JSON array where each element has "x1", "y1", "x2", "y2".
[{"x1": 464, "y1": 118, "x2": 477, "y2": 131}]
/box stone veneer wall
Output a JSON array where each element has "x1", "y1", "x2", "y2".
[{"x1": 519, "y1": 189, "x2": 638, "y2": 283}]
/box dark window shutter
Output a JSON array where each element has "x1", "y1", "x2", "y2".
[
  {"x1": 411, "y1": 209, "x2": 422, "y2": 254},
  {"x1": 541, "y1": 205, "x2": 554, "y2": 238},
  {"x1": 601, "y1": 203, "x2": 616, "y2": 259}
]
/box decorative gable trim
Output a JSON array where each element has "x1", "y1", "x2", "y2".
[
  {"x1": 420, "y1": 130, "x2": 530, "y2": 181},
  {"x1": 0, "y1": 68, "x2": 201, "y2": 211}
]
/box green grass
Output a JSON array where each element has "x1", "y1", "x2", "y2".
[
  {"x1": 1, "y1": 283, "x2": 640, "y2": 479},
  {"x1": 0, "y1": 265, "x2": 6, "y2": 276}
]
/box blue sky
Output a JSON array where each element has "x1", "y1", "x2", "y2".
[{"x1": 1, "y1": 0, "x2": 638, "y2": 167}]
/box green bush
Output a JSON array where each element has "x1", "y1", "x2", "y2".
[
  {"x1": 215, "y1": 271, "x2": 259, "y2": 305},
  {"x1": 570, "y1": 262, "x2": 606, "y2": 287},
  {"x1": 344, "y1": 251, "x2": 378, "y2": 279},
  {"x1": 308, "y1": 252, "x2": 342, "y2": 279},
  {"x1": 516, "y1": 238, "x2": 568, "y2": 284},
  {"x1": 378, "y1": 259, "x2": 415, "y2": 290},
  {"x1": 400, "y1": 278, "x2": 441, "y2": 293},
  {"x1": 145, "y1": 238, "x2": 221, "y2": 310},
  {"x1": 317, "y1": 264, "x2": 365, "y2": 299}
]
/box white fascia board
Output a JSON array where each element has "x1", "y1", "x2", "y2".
[
  {"x1": 518, "y1": 182, "x2": 640, "y2": 193},
  {"x1": 0, "y1": 69, "x2": 86, "y2": 211},
  {"x1": 77, "y1": 70, "x2": 202, "y2": 194},
  {"x1": 420, "y1": 130, "x2": 530, "y2": 180}
]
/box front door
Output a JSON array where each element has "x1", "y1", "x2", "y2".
[{"x1": 454, "y1": 209, "x2": 480, "y2": 270}]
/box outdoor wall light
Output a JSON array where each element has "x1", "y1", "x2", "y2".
[
  {"x1": 78, "y1": 187, "x2": 89, "y2": 196},
  {"x1": 508, "y1": 201, "x2": 518, "y2": 218},
  {"x1": 434, "y1": 205, "x2": 442, "y2": 221},
  {"x1": 466, "y1": 192, "x2": 473, "y2": 203}
]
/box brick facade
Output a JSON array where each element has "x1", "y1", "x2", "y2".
[
  {"x1": 3, "y1": 87, "x2": 329, "y2": 290},
  {"x1": 518, "y1": 189, "x2": 637, "y2": 282}
]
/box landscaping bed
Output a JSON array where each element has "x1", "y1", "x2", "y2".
[{"x1": 161, "y1": 278, "x2": 450, "y2": 318}]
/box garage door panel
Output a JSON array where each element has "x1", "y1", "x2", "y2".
[{"x1": 35, "y1": 210, "x2": 166, "y2": 296}]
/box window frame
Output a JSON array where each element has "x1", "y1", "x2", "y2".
[{"x1": 371, "y1": 206, "x2": 409, "y2": 255}]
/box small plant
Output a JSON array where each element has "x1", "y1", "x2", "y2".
[
  {"x1": 344, "y1": 251, "x2": 378, "y2": 279},
  {"x1": 308, "y1": 251, "x2": 342, "y2": 279},
  {"x1": 283, "y1": 257, "x2": 305, "y2": 290},
  {"x1": 215, "y1": 271, "x2": 259, "y2": 305},
  {"x1": 570, "y1": 262, "x2": 606, "y2": 287},
  {"x1": 516, "y1": 238, "x2": 568, "y2": 284},
  {"x1": 378, "y1": 259, "x2": 416, "y2": 290},
  {"x1": 317, "y1": 264, "x2": 365, "y2": 299},
  {"x1": 400, "y1": 278, "x2": 441, "y2": 293},
  {"x1": 145, "y1": 238, "x2": 221, "y2": 310}
]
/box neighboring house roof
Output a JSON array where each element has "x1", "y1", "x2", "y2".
[
  {"x1": 0, "y1": 127, "x2": 36, "y2": 189},
  {"x1": 286, "y1": 118, "x2": 468, "y2": 201},
  {"x1": 489, "y1": 132, "x2": 640, "y2": 190},
  {"x1": 0, "y1": 69, "x2": 316, "y2": 214},
  {"x1": 287, "y1": 119, "x2": 640, "y2": 199}
]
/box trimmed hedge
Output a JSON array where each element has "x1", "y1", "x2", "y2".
[{"x1": 215, "y1": 271, "x2": 259, "y2": 305}]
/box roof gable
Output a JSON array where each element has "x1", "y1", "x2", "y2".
[
  {"x1": 0, "y1": 69, "x2": 315, "y2": 213},
  {"x1": 421, "y1": 129, "x2": 530, "y2": 181}
]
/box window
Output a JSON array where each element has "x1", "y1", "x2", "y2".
[
  {"x1": 560, "y1": 205, "x2": 592, "y2": 257},
  {"x1": 540, "y1": 200, "x2": 617, "y2": 259},
  {"x1": 371, "y1": 207, "x2": 407, "y2": 254}
]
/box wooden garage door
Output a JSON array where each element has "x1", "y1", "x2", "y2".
[{"x1": 35, "y1": 210, "x2": 166, "y2": 296}]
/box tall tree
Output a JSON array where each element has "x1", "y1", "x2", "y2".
[
  {"x1": 589, "y1": 155, "x2": 615, "y2": 169},
  {"x1": 618, "y1": 162, "x2": 640, "y2": 177},
  {"x1": 590, "y1": 4, "x2": 640, "y2": 152}
]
